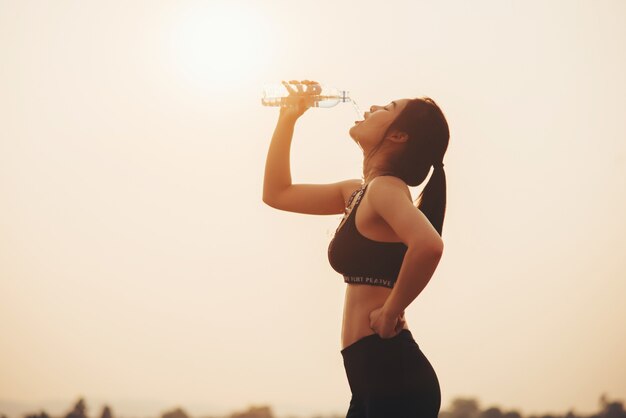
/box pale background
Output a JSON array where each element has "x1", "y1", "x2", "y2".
[{"x1": 1, "y1": 0, "x2": 625, "y2": 417}]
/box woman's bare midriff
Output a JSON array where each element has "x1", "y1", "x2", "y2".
[
  {"x1": 339, "y1": 181, "x2": 413, "y2": 351},
  {"x1": 341, "y1": 282, "x2": 410, "y2": 351}
]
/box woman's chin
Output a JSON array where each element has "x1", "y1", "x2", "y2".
[{"x1": 348, "y1": 125, "x2": 356, "y2": 139}]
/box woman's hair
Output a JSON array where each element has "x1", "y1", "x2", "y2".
[{"x1": 367, "y1": 97, "x2": 449, "y2": 237}]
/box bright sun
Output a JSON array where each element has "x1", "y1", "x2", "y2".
[{"x1": 167, "y1": 2, "x2": 270, "y2": 90}]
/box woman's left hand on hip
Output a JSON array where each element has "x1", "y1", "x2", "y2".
[{"x1": 369, "y1": 306, "x2": 405, "y2": 338}]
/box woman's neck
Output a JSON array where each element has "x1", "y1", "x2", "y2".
[{"x1": 362, "y1": 168, "x2": 397, "y2": 185}]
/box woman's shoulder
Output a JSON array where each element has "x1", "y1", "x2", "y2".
[
  {"x1": 366, "y1": 175, "x2": 412, "y2": 202},
  {"x1": 368, "y1": 175, "x2": 409, "y2": 190}
]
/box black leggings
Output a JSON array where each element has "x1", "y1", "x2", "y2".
[{"x1": 341, "y1": 329, "x2": 441, "y2": 418}]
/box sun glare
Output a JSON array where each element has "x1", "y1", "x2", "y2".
[{"x1": 167, "y1": 2, "x2": 270, "y2": 90}]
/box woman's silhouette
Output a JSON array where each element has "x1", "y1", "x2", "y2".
[{"x1": 263, "y1": 79, "x2": 449, "y2": 417}]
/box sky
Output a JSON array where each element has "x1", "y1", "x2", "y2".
[{"x1": 1, "y1": 1, "x2": 625, "y2": 417}]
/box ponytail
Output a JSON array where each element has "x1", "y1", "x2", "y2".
[{"x1": 416, "y1": 164, "x2": 446, "y2": 237}]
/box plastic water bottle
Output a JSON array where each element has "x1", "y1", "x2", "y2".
[{"x1": 261, "y1": 82, "x2": 352, "y2": 109}]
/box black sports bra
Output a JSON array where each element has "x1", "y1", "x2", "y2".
[{"x1": 327, "y1": 182, "x2": 408, "y2": 289}]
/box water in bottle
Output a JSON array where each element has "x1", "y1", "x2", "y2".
[{"x1": 261, "y1": 82, "x2": 363, "y2": 118}]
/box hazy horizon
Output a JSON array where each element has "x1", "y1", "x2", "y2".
[
  {"x1": 1, "y1": 1, "x2": 625, "y2": 417},
  {"x1": 2, "y1": 393, "x2": 624, "y2": 418}
]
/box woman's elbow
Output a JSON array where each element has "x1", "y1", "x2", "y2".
[
  {"x1": 409, "y1": 240, "x2": 444, "y2": 258},
  {"x1": 432, "y1": 239, "x2": 444, "y2": 255}
]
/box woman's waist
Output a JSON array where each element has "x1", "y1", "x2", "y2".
[
  {"x1": 344, "y1": 280, "x2": 396, "y2": 306},
  {"x1": 341, "y1": 311, "x2": 410, "y2": 351},
  {"x1": 341, "y1": 283, "x2": 409, "y2": 350}
]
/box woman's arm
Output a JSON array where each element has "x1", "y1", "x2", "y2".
[
  {"x1": 365, "y1": 175, "x2": 445, "y2": 319},
  {"x1": 382, "y1": 247, "x2": 443, "y2": 319},
  {"x1": 263, "y1": 112, "x2": 298, "y2": 201},
  {"x1": 262, "y1": 81, "x2": 361, "y2": 215}
]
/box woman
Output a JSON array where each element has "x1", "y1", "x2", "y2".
[{"x1": 262, "y1": 80, "x2": 449, "y2": 417}]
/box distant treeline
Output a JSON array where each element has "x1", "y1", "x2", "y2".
[{"x1": 2, "y1": 393, "x2": 625, "y2": 418}]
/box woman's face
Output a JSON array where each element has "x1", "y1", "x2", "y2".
[{"x1": 349, "y1": 98, "x2": 411, "y2": 152}]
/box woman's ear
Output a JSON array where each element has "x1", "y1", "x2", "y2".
[{"x1": 386, "y1": 130, "x2": 409, "y2": 144}]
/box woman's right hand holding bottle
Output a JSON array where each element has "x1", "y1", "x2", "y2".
[{"x1": 279, "y1": 79, "x2": 321, "y2": 121}]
